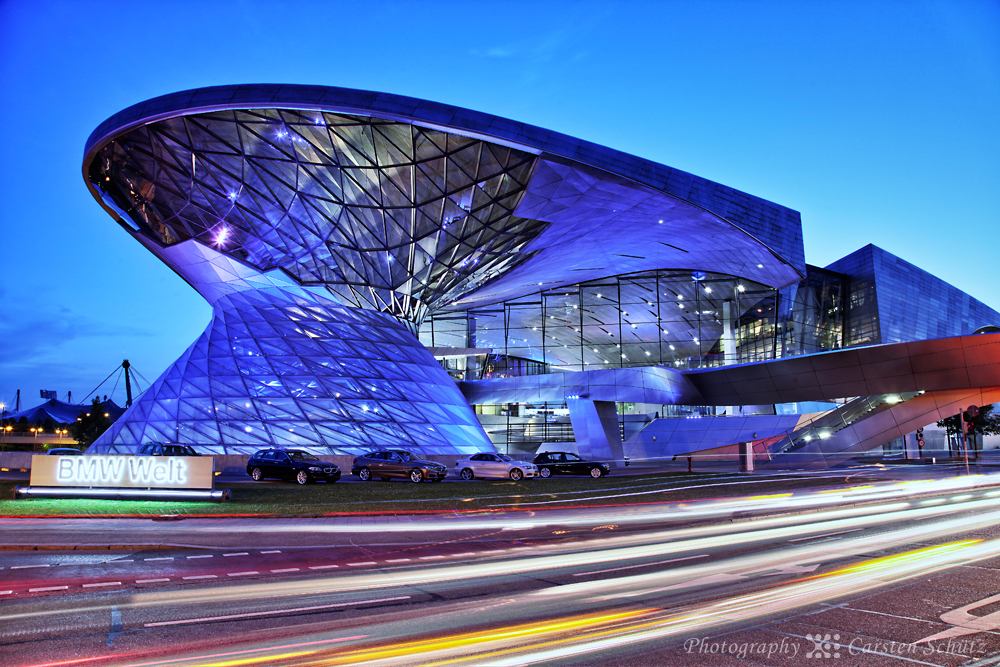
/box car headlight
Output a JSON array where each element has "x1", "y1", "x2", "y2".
[{"x1": 308, "y1": 466, "x2": 322, "y2": 472}]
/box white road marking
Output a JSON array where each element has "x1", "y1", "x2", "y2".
[
  {"x1": 223, "y1": 552, "x2": 249, "y2": 557},
  {"x1": 789, "y1": 528, "x2": 864, "y2": 542},
  {"x1": 187, "y1": 555, "x2": 212, "y2": 559},
  {"x1": 309, "y1": 565, "x2": 339, "y2": 570},
  {"x1": 261, "y1": 550, "x2": 281, "y2": 554},
  {"x1": 182, "y1": 575, "x2": 217, "y2": 580},
  {"x1": 143, "y1": 596, "x2": 412, "y2": 627},
  {"x1": 83, "y1": 582, "x2": 122, "y2": 588},
  {"x1": 419, "y1": 556, "x2": 446, "y2": 560},
  {"x1": 12, "y1": 565, "x2": 49, "y2": 569},
  {"x1": 480, "y1": 550, "x2": 506, "y2": 554},
  {"x1": 385, "y1": 558, "x2": 411, "y2": 563},
  {"x1": 451, "y1": 553, "x2": 477, "y2": 557},
  {"x1": 0, "y1": 591, "x2": 11, "y2": 595},
  {"x1": 136, "y1": 578, "x2": 170, "y2": 583},
  {"x1": 145, "y1": 557, "x2": 173, "y2": 562},
  {"x1": 347, "y1": 562, "x2": 377, "y2": 566},
  {"x1": 29, "y1": 586, "x2": 68, "y2": 592},
  {"x1": 573, "y1": 554, "x2": 710, "y2": 577},
  {"x1": 227, "y1": 571, "x2": 259, "y2": 577},
  {"x1": 271, "y1": 568, "x2": 300, "y2": 573}
]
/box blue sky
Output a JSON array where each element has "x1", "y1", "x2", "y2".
[{"x1": 1, "y1": 0, "x2": 998, "y2": 410}]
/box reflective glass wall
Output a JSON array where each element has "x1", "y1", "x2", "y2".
[
  {"x1": 421, "y1": 267, "x2": 848, "y2": 378},
  {"x1": 421, "y1": 269, "x2": 798, "y2": 376}
]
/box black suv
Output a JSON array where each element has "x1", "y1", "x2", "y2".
[
  {"x1": 138, "y1": 443, "x2": 201, "y2": 456},
  {"x1": 351, "y1": 449, "x2": 448, "y2": 483},
  {"x1": 247, "y1": 449, "x2": 341, "y2": 485},
  {"x1": 532, "y1": 452, "x2": 610, "y2": 479}
]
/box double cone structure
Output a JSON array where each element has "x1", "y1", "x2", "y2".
[{"x1": 83, "y1": 84, "x2": 804, "y2": 455}]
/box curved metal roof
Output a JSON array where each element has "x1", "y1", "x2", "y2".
[{"x1": 83, "y1": 84, "x2": 805, "y2": 319}]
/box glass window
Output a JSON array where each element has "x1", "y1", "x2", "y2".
[{"x1": 288, "y1": 451, "x2": 319, "y2": 461}]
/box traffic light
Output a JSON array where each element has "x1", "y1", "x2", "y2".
[{"x1": 916, "y1": 427, "x2": 925, "y2": 449}]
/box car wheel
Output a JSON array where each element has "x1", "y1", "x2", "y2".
[
  {"x1": 539, "y1": 467, "x2": 552, "y2": 478},
  {"x1": 460, "y1": 468, "x2": 475, "y2": 481},
  {"x1": 296, "y1": 470, "x2": 310, "y2": 485},
  {"x1": 409, "y1": 469, "x2": 424, "y2": 483},
  {"x1": 509, "y1": 468, "x2": 524, "y2": 481},
  {"x1": 358, "y1": 467, "x2": 371, "y2": 481},
  {"x1": 589, "y1": 467, "x2": 603, "y2": 479},
  {"x1": 250, "y1": 467, "x2": 263, "y2": 481}
]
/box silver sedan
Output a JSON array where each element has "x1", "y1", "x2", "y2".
[{"x1": 454, "y1": 453, "x2": 538, "y2": 481}]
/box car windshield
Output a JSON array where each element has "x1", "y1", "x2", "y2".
[
  {"x1": 288, "y1": 452, "x2": 319, "y2": 462},
  {"x1": 497, "y1": 454, "x2": 513, "y2": 462},
  {"x1": 394, "y1": 451, "x2": 413, "y2": 461}
]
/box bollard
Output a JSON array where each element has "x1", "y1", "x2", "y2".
[{"x1": 687, "y1": 456, "x2": 692, "y2": 473}]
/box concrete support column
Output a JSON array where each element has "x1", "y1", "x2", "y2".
[
  {"x1": 723, "y1": 300, "x2": 738, "y2": 415},
  {"x1": 567, "y1": 399, "x2": 626, "y2": 467},
  {"x1": 722, "y1": 300, "x2": 736, "y2": 365},
  {"x1": 739, "y1": 441, "x2": 754, "y2": 472},
  {"x1": 465, "y1": 316, "x2": 479, "y2": 381}
]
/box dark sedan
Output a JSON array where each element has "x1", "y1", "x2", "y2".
[
  {"x1": 351, "y1": 449, "x2": 448, "y2": 483},
  {"x1": 247, "y1": 449, "x2": 341, "y2": 484},
  {"x1": 532, "y1": 451, "x2": 610, "y2": 479}
]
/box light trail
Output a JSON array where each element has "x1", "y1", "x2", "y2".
[
  {"x1": 9, "y1": 474, "x2": 1000, "y2": 667},
  {"x1": 6, "y1": 488, "x2": 1000, "y2": 629}
]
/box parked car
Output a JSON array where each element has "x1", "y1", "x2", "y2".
[
  {"x1": 454, "y1": 453, "x2": 538, "y2": 481},
  {"x1": 532, "y1": 452, "x2": 610, "y2": 479},
  {"x1": 351, "y1": 449, "x2": 448, "y2": 483},
  {"x1": 46, "y1": 448, "x2": 82, "y2": 456},
  {"x1": 246, "y1": 449, "x2": 341, "y2": 485},
  {"x1": 138, "y1": 443, "x2": 201, "y2": 456}
]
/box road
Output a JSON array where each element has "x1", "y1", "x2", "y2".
[{"x1": 4, "y1": 471, "x2": 1000, "y2": 665}]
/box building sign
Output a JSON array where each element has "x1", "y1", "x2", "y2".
[{"x1": 30, "y1": 455, "x2": 214, "y2": 490}]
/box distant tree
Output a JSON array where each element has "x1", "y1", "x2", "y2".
[
  {"x1": 937, "y1": 404, "x2": 1000, "y2": 437},
  {"x1": 69, "y1": 398, "x2": 112, "y2": 448},
  {"x1": 16, "y1": 416, "x2": 29, "y2": 433},
  {"x1": 937, "y1": 404, "x2": 1000, "y2": 453}
]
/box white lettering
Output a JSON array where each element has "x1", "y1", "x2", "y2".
[
  {"x1": 42, "y1": 455, "x2": 204, "y2": 489},
  {"x1": 99, "y1": 457, "x2": 125, "y2": 484},
  {"x1": 56, "y1": 458, "x2": 75, "y2": 481},
  {"x1": 173, "y1": 459, "x2": 188, "y2": 485},
  {"x1": 128, "y1": 457, "x2": 155, "y2": 484}
]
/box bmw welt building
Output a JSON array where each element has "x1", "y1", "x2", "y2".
[{"x1": 83, "y1": 85, "x2": 1000, "y2": 469}]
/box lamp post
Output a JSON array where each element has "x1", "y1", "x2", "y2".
[{"x1": 1, "y1": 424, "x2": 9, "y2": 451}]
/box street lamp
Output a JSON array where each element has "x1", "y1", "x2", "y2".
[{"x1": 1, "y1": 425, "x2": 9, "y2": 451}]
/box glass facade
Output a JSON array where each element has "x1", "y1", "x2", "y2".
[
  {"x1": 87, "y1": 87, "x2": 998, "y2": 460},
  {"x1": 92, "y1": 269, "x2": 492, "y2": 456},
  {"x1": 88, "y1": 109, "x2": 545, "y2": 325},
  {"x1": 828, "y1": 244, "x2": 1000, "y2": 344},
  {"x1": 422, "y1": 267, "x2": 848, "y2": 377}
]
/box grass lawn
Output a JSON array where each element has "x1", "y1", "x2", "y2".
[{"x1": 0, "y1": 471, "x2": 862, "y2": 517}]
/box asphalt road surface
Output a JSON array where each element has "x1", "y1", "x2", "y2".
[{"x1": 4, "y1": 472, "x2": 1000, "y2": 665}]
